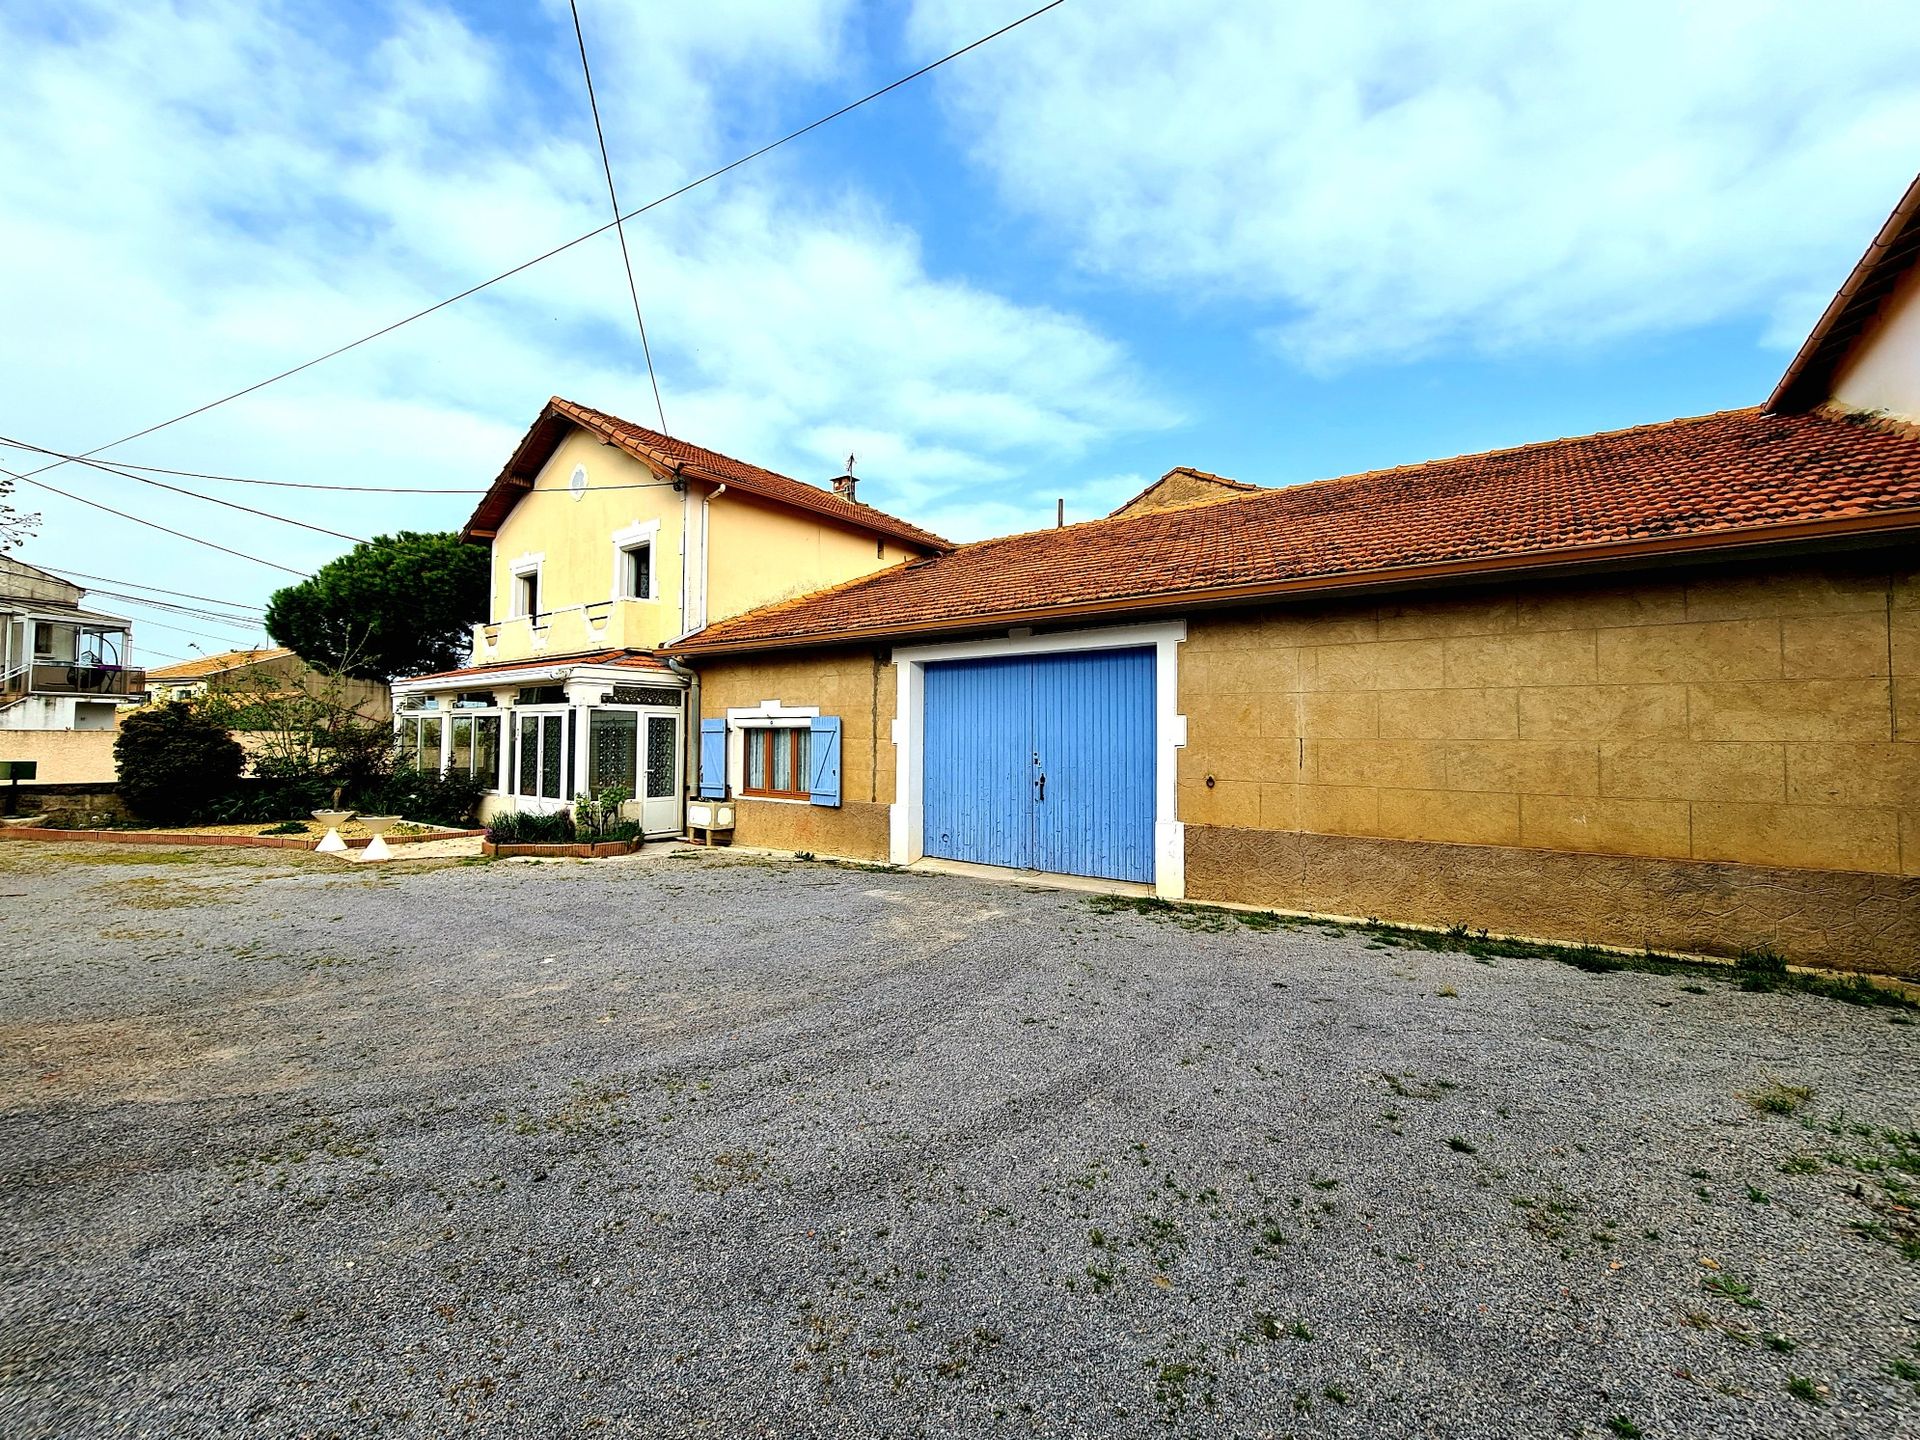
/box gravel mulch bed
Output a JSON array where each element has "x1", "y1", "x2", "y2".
[{"x1": 0, "y1": 840, "x2": 1915, "y2": 1439}]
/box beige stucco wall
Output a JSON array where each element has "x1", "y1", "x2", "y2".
[
  {"x1": 706, "y1": 492, "x2": 904, "y2": 619},
  {"x1": 694, "y1": 646, "x2": 894, "y2": 860},
  {"x1": 1176, "y1": 555, "x2": 1919, "y2": 879},
  {"x1": 1831, "y1": 261, "x2": 1920, "y2": 424},
  {"x1": 0, "y1": 728, "x2": 119, "y2": 783}
]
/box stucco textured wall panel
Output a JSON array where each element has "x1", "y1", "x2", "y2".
[
  {"x1": 731, "y1": 797, "x2": 889, "y2": 861},
  {"x1": 1182, "y1": 554, "x2": 1919, "y2": 883}
]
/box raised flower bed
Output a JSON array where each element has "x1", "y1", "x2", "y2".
[{"x1": 481, "y1": 837, "x2": 642, "y2": 859}]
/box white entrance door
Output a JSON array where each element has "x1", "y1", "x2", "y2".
[{"x1": 642, "y1": 713, "x2": 681, "y2": 836}]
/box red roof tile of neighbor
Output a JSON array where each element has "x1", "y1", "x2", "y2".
[
  {"x1": 462, "y1": 397, "x2": 951, "y2": 552},
  {"x1": 402, "y1": 649, "x2": 670, "y2": 684},
  {"x1": 673, "y1": 406, "x2": 1920, "y2": 653}
]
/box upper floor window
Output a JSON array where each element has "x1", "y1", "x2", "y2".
[
  {"x1": 621, "y1": 541, "x2": 653, "y2": 601},
  {"x1": 513, "y1": 567, "x2": 540, "y2": 619}
]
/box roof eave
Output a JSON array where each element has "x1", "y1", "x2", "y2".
[{"x1": 1766, "y1": 172, "x2": 1920, "y2": 415}]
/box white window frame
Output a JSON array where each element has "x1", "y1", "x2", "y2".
[
  {"x1": 610, "y1": 519, "x2": 661, "y2": 602},
  {"x1": 509, "y1": 552, "x2": 544, "y2": 620},
  {"x1": 889, "y1": 622, "x2": 1188, "y2": 898},
  {"x1": 725, "y1": 699, "x2": 819, "y2": 806}
]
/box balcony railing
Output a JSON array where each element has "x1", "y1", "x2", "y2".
[{"x1": 2, "y1": 663, "x2": 147, "y2": 699}]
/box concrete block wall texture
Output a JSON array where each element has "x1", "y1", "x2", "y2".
[
  {"x1": 1178, "y1": 555, "x2": 1919, "y2": 879},
  {"x1": 1179, "y1": 553, "x2": 1920, "y2": 973}
]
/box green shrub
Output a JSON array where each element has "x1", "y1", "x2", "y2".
[
  {"x1": 114, "y1": 702, "x2": 244, "y2": 824},
  {"x1": 485, "y1": 811, "x2": 576, "y2": 845},
  {"x1": 358, "y1": 766, "x2": 486, "y2": 826}
]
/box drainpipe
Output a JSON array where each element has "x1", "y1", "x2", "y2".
[
  {"x1": 665, "y1": 655, "x2": 700, "y2": 806},
  {"x1": 699, "y1": 483, "x2": 726, "y2": 634}
]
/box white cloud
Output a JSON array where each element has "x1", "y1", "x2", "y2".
[
  {"x1": 0, "y1": 0, "x2": 1163, "y2": 628},
  {"x1": 911, "y1": 0, "x2": 1920, "y2": 371}
]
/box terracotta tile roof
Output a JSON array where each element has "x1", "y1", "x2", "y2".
[
  {"x1": 147, "y1": 647, "x2": 291, "y2": 681},
  {"x1": 462, "y1": 397, "x2": 950, "y2": 552},
  {"x1": 400, "y1": 649, "x2": 671, "y2": 685},
  {"x1": 674, "y1": 407, "x2": 1920, "y2": 652}
]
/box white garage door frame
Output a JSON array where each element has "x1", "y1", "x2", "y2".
[{"x1": 889, "y1": 621, "x2": 1188, "y2": 898}]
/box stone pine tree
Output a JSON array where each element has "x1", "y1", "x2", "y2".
[{"x1": 264, "y1": 532, "x2": 489, "y2": 684}]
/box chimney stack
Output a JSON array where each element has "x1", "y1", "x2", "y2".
[{"x1": 830, "y1": 453, "x2": 857, "y2": 503}]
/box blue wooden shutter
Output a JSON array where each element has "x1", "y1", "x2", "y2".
[
  {"x1": 809, "y1": 715, "x2": 842, "y2": 807},
  {"x1": 698, "y1": 718, "x2": 727, "y2": 798}
]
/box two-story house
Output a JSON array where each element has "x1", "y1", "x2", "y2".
[
  {"x1": 1, "y1": 555, "x2": 147, "y2": 781},
  {"x1": 390, "y1": 397, "x2": 947, "y2": 833}
]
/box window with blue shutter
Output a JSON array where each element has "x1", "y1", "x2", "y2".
[
  {"x1": 698, "y1": 718, "x2": 727, "y2": 798},
  {"x1": 809, "y1": 715, "x2": 842, "y2": 807}
]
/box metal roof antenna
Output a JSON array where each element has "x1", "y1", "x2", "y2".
[{"x1": 831, "y1": 454, "x2": 858, "y2": 503}]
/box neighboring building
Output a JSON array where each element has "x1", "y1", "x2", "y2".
[
  {"x1": 0, "y1": 557, "x2": 146, "y2": 781},
  {"x1": 672, "y1": 175, "x2": 1920, "y2": 975},
  {"x1": 1108, "y1": 466, "x2": 1262, "y2": 517},
  {"x1": 147, "y1": 646, "x2": 389, "y2": 721},
  {"x1": 391, "y1": 396, "x2": 947, "y2": 831}
]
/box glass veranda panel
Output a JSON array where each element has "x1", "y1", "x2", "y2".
[{"x1": 589, "y1": 710, "x2": 637, "y2": 794}]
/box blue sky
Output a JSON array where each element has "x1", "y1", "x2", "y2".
[{"x1": 2, "y1": 0, "x2": 1917, "y2": 664}]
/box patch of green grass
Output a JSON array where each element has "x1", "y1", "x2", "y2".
[
  {"x1": 1744, "y1": 1079, "x2": 1814, "y2": 1117},
  {"x1": 1784, "y1": 1376, "x2": 1824, "y2": 1405},
  {"x1": 1779, "y1": 1154, "x2": 1821, "y2": 1175},
  {"x1": 1701, "y1": 1271, "x2": 1760, "y2": 1308}
]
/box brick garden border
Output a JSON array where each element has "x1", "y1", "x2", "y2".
[{"x1": 480, "y1": 839, "x2": 642, "y2": 859}]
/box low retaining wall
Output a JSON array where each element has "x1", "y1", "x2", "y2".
[{"x1": 0, "y1": 827, "x2": 483, "y2": 852}]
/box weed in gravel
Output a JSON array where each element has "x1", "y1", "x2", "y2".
[
  {"x1": 1701, "y1": 1271, "x2": 1760, "y2": 1308},
  {"x1": 1078, "y1": 896, "x2": 1919, "y2": 1010},
  {"x1": 1888, "y1": 1357, "x2": 1920, "y2": 1394},
  {"x1": 1322, "y1": 1384, "x2": 1350, "y2": 1404},
  {"x1": 1746, "y1": 1185, "x2": 1771, "y2": 1205},
  {"x1": 1605, "y1": 1416, "x2": 1644, "y2": 1439},
  {"x1": 1763, "y1": 1333, "x2": 1797, "y2": 1353},
  {"x1": 1784, "y1": 1376, "x2": 1826, "y2": 1405},
  {"x1": 1381, "y1": 1071, "x2": 1459, "y2": 1100},
  {"x1": 1446, "y1": 1136, "x2": 1477, "y2": 1155},
  {"x1": 1779, "y1": 1154, "x2": 1821, "y2": 1175},
  {"x1": 1744, "y1": 1079, "x2": 1814, "y2": 1116}
]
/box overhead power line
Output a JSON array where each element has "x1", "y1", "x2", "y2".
[
  {"x1": 0, "y1": 462, "x2": 309, "y2": 578},
  {"x1": 0, "y1": 435, "x2": 365, "y2": 544},
  {"x1": 79, "y1": 589, "x2": 268, "y2": 629},
  {"x1": 113, "y1": 613, "x2": 265, "y2": 648},
  {"x1": 569, "y1": 0, "x2": 668, "y2": 435},
  {"x1": 0, "y1": 440, "x2": 484, "y2": 494},
  {"x1": 17, "y1": 1, "x2": 1069, "y2": 482},
  {"x1": 31, "y1": 566, "x2": 268, "y2": 615}
]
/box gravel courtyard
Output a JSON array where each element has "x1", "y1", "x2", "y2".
[{"x1": 1, "y1": 841, "x2": 1916, "y2": 1439}]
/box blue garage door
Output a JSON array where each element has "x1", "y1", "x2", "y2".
[{"x1": 922, "y1": 647, "x2": 1156, "y2": 883}]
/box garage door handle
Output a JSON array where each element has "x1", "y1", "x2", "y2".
[{"x1": 1035, "y1": 772, "x2": 1046, "y2": 802}]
